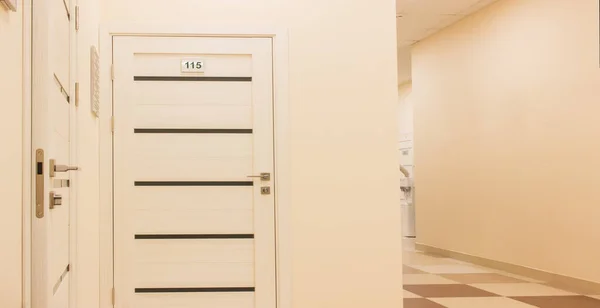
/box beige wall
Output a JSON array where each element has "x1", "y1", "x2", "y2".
[
  {"x1": 102, "y1": 1, "x2": 403, "y2": 307},
  {"x1": 398, "y1": 84, "x2": 413, "y2": 141},
  {"x1": 0, "y1": 3, "x2": 23, "y2": 307},
  {"x1": 397, "y1": 47, "x2": 412, "y2": 85},
  {"x1": 413, "y1": 0, "x2": 600, "y2": 283},
  {"x1": 286, "y1": 2, "x2": 401, "y2": 306},
  {"x1": 398, "y1": 84, "x2": 414, "y2": 177}
]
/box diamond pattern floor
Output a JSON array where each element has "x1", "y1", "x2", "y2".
[{"x1": 402, "y1": 239, "x2": 600, "y2": 308}]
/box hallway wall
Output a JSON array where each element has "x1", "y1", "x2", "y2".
[
  {"x1": 101, "y1": 1, "x2": 403, "y2": 307},
  {"x1": 412, "y1": 0, "x2": 600, "y2": 283},
  {"x1": 0, "y1": 4, "x2": 23, "y2": 308},
  {"x1": 398, "y1": 83, "x2": 414, "y2": 177}
]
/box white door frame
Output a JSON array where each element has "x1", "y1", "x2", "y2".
[
  {"x1": 98, "y1": 24, "x2": 291, "y2": 308},
  {"x1": 23, "y1": 0, "x2": 33, "y2": 306}
]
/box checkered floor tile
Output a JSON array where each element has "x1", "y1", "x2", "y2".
[{"x1": 402, "y1": 239, "x2": 600, "y2": 308}]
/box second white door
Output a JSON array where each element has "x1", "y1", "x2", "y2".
[{"x1": 112, "y1": 36, "x2": 276, "y2": 308}]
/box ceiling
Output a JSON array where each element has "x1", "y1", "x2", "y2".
[{"x1": 396, "y1": 0, "x2": 498, "y2": 84}]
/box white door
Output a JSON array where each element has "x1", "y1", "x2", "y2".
[
  {"x1": 112, "y1": 36, "x2": 276, "y2": 308},
  {"x1": 31, "y1": 0, "x2": 75, "y2": 307}
]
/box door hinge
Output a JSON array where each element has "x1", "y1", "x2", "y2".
[
  {"x1": 111, "y1": 64, "x2": 115, "y2": 80},
  {"x1": 74, "y1": 82, "x2": 80, "y2": 107},
  {"x1": 74, "y1": 5, "x2": 80, "y2": 31},
  {"x1": 111, "y1": 116, "x2": 115, "y2": 133},
  {"x1": 111, "y1": 287, "x2": 115, "y2": 306}
]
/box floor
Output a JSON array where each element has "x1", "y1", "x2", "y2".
[{"x1": 403, "y1": 238, "x2": 600, "y2": 308}]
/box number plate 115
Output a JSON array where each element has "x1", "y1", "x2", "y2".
[{"x1": 181, "y1": 59, "x2": 205, "y2": 73}]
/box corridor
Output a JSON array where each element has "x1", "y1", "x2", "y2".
[
  {"x1": 2, "y1": 0, "x2": 600, "y2": 307},
  {"x1": 402, "y1": 239, "x2": 600, "y2": 308}
]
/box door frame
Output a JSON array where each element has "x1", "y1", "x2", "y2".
[
  {"x1": 98, "y1": 24, "x2": 291, "y2": 308},
  {"x1": 23, "y1": 0, "x2": 33, "y2": 306}
]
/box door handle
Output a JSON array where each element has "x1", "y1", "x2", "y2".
[
  {"x1": 247, "y1": 173, "x2": 270, "y2": 181},
  {"x1": 49, "y1": 191, "x2": 62, "y2": 209},
  {"x1": 49, "y1": 159, "x2": 80, "y2": 177}
]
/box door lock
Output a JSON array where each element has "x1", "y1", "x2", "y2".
[
  {"x1": 247, "y1": 173, "x2": 271, "y2": 181},
  {"x1": 49, "y1": 192, "x2": 63, "y2": 209},
  {"x1": 261, "y1": 186, "x2": 271, "y2": 195},
  {"x1": 49, "y1": 159, "x2": 80, "y2": 177},
  {"x1": 35, "y1": 149, "x2": 45, "y2": 218}
]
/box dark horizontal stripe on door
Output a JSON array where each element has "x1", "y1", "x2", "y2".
[
  {"x1": 135, "y1": 234, "x2": 255, "y2": 239},
  {"x1": 135, "y1": 287, "x2": 255, "y2": 293},
  {"x1": 134, "y1": 76, "x2": 252, "y2": 82},
  {"x1": 134, "y1": 128, "x2": 253, "y2": 134},
  {"x1": 134, "y1": 181, "x2": 253, "y2": 186}
]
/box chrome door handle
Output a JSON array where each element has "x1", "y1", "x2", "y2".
[
  {"x1": 49, "y1": 191, "x2": 62, "y2": 209},
  {"x1": 55, "y1": 165, "x2": 79, "y2": 172},
  {"x1": 49, "y1": 159, "x2": 80, "y2": 177},
  {"x1": 247, "y1": 173, "x2": 270, "y2": 181}
]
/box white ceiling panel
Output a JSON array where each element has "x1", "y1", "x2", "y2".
[
  {"x1": 396, "y1": 13, "x2": 448, "y2": 39},
  {"x1": 397, "y1": 0, "x2": 500, "y2": 45},
  {"x1": 398, "y1": 0, "x2": 481, "y2": 15},
  {"x1": 461, "y1": 0, "x2": 499, "y2": 15},
  {"x1": 397, "y1": 13, "x2": 459, "y2": 43}
]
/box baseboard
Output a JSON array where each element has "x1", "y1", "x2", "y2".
[{"x1": 415, "y1": 243, "x2": 600, "y2": 295}]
